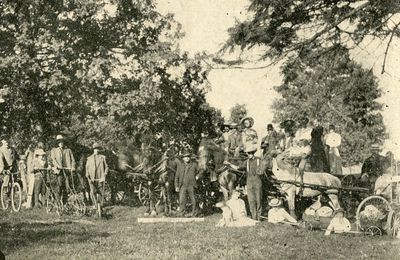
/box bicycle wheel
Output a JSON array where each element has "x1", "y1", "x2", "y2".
[
  {"x1": 11, "y1": 182, "x2": 22, "y2": 212},
  {"x1": 71, "y1": 194, "x2": 86, "y2": 216},
  {"x1": 1, "y1": 184, "x2": 10, "y2": 210},
  {"x1": 356, "y1": 195, "x2": 392, "y2": 231}
]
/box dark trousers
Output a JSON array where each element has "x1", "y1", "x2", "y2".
[
  {"x1": 247, "y1": 181, "x2": 262, "y2": 220},
  {"x1": 50, "y1": 174, "x2": 67, "y2": 203},
  {"x1": 179, "y1": 185, "x2": 196, "y2": 214},
  {"x1": 33, "y1": 173, "x2": 45, "y2": 207},
  {"x1": 88, "y1": 181, "x2": 104, "y2": 205}
]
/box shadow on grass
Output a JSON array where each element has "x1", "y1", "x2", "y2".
[{"x1": 0, "y1": 222, "x2": 110, "y2": 255}]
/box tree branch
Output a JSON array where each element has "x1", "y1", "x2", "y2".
[{"x1": 381, "y1": 22, "x2": 400, "y2": 74}]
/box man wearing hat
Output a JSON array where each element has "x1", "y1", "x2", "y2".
[
  {"x1": 226, "y1": 146, "x2": 267, "y2": 220},
  {"x1": 85, "y1": 142, "x2": 108, "y2": 206},
  {"x1": 240, "y1": 117, "x2": 258, "y2": 155},
  {"x1": 174, "y1": 149, "x2": 201, "y2": 217},
  {"x1": 361, "y1": 144, "x2": 390, "y2": 189},
  {"x1": 267, "y1": 198, "x2": 297, "y2": 224},
  {"x1": 50, "y1": 134, "x2": 76, "y2": 203},
  {"x1": 261, "y1": 124, "x2": 280, "y2": 156}
]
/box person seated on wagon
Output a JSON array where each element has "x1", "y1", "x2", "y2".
[
  {"x1": 324, "y1": 208, "x2": 351, "y2": 236},
  {"x1": 240, "y1": 117, "x2": 258, "y2": 154}
]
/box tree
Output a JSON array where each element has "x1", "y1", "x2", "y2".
[
  {"x1": 0, "y1": 0, "x2": 221, "y2": 150},
  {"x1": 225, "y1": 0, "x2": 400, "y2": 73},
  {"x1": 272, "y1": 45, "x2": 385, "y2": 165},
  {"x1": 229, "y1": 103, "x2": 248, "y2": 124}
]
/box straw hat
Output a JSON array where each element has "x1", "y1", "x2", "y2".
[
  {"x1": 268, "y1": 198, "x2": 282, "y2": 207},
  {"x1": 56, "y1": 134, "x2": 64, "y2": 141},
  {"x1": 240, "y1": 117, "x2": 254, "y2": 128}
]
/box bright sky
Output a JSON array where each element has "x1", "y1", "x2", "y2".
[{"x1": 157, "y1": 0, "x2": 400, "y2": 158}]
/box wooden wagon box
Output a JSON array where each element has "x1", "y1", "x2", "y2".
[{"x1": 302, "y1": 213, "x2": 333, "y2": 230}]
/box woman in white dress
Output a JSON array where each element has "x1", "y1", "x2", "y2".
[{"x1": 325, "y1": 125, "x2": 342, "y2": 175}]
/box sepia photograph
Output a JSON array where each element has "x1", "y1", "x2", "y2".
[{"x1": 0, "y1": 0, "x2": 400, "y2": 259}]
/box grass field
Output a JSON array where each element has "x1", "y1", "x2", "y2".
[{"x1": 1, "y1": 206, "x2": 399, "y2": 260}]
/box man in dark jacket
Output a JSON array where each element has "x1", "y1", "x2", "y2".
[
  {"x1": 175, "y1": 150, "x2": 201, "y2": 217},
  {"x1": 261, "y1": 124, "x2": 280, "y2": 156}
]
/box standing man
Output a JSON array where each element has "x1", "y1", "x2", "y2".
[
  {"x1": 226, "y1": 146, "x2": 266, "y2": 220},
  {"x1": 85, "y1": 142, "x2": 108, "y2": 206},
  {"x1": 175, "y1": 150, "x2": 201, "y2": 217},
  {"x1": 261, "y1": 124, "x2": 280, "y2": 156},
  {"x1": 32, "y1": 148, "x2": 49, "y2": 208},
  {"x1": 50, "y1": 134, "x2": 76, "y2": 203},
  {"x1": 240, "y1": 117, "x2": 258, "y2": 156}
]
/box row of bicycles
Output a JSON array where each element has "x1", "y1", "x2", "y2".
[{"x1": 0, "y1": 168, "x2": 106, "y2": 217}]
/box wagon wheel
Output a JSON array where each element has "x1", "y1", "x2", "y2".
[
  {"x1": 101, "y1": 182, "x2": 112, "y2": 206},
  {"x1": 387, "y1": 211, "x2": 400, "y2": 237},
  {"x1": 138, "y1": 182, "x2": 150, "y2": 206},
  {"x1": 364, "y1": 226, "x2": 382, "y2": 236},
  {"x1": 356, "y1": 195, "x2": 392, "y2": 232}
]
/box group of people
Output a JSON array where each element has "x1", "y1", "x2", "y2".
[
  {"x1": 0, "y1": 134, "x2": 108, "y2": 209},
  {"x1": 217, "y1": 116, "x2": 343, "y2": 175}
]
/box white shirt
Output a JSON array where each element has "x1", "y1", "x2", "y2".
[
  {"x1": 294, "y1": 127, "x2": 312, "y2": 142},
  {"x1": 325, "y1": 132, "x2": 341, "y2": 148},
  {"x1": 226, "y1": 198, "x2": 247, "y2": 220},
  {"x1": 324, "y1": 216, "x2": 351, "y2": 235},
  {"x1": 268, "y1": 208, "x2": 297, "y2": 224}
]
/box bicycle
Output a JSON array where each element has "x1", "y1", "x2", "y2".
[
  {"x1": 61, "y1": 168, "x2": 86, "y2": 216},
  {"x1": 1, "y1": 170, "x2": 22, "y2": 212},
  {"x1": 40, "y1": 169, "x2": 64, "y2": 216}
]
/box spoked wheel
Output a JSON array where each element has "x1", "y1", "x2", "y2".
[
  {"x1": 68, "y1": 194, "x2": 86, "y2": 216},
  {"x1": 11, "y1": 183, "x2": 22, "y2": 212},
  {"x1": 365, "y1": 226, "x2": 382, "y2": 236},
  {"x1": 1, "y1": 184, "x2": 10, "y2": 210},
  {"x1": 138, "y1": 183, "x2": 150, "y2": 206},
  {"x1": 341, "y1": 175, "x2": 358, "y2": 188},
  {"x1": 101, "y1": 183, "x2": 112, "y2": 206},
  {"x1": 356, "y1": 195, "x2": 392, "y2": 232},
  {"x1": 387, "y1": 210, "x2": 400, "y2": 237}
]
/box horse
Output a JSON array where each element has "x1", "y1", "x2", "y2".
[
  {"x1": 198, "y1": 138, "x2": 244, "y2": 201},
  {"x1": 271, "y1": 154, "x2": 342, "y2": 217}
]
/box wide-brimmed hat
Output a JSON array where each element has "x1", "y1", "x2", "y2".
[
  {"x1": 56, "y1": 134, "x2": 64, "y2": 141},
  {"x1": 92, "y1": 142, "x2": 102, "y2": 149},
  {"x1": 316, "y1": 206, "x2": 334, "y2": 217},
  {"x1": 268, "y1": 198, "x2": 282, "y2": 207},
  {"x1": 240, "y1": 117, "x2": 254, "y2": 128},
  {"x1": 34, "y1": 148, "x2": 46, "y2": 156}
]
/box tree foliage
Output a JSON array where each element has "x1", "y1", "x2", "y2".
[
  {"x1": 229, "y1": 103, "x2": 248, "y2": 124},
  {"x1": 226, "y1": 0, "x2": 400, "y2": 71},
  {"x1": 272, "y1": 46, "x2": 386, "y2": 165},
  {"x1": 0, "y1": 0, "x2": 221, "y2": 150}
]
